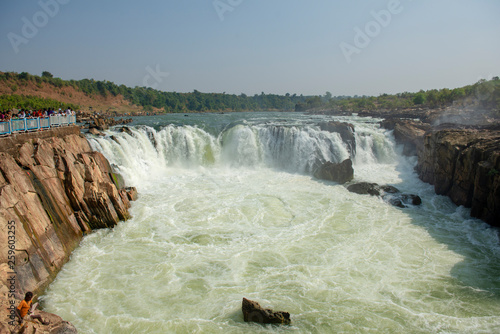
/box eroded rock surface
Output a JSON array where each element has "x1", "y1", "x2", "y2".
[{"x1": 0, "y1": 131, "x2": 136, "y2": 332}]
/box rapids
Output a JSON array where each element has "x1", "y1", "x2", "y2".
[{"x1": 41, "y1": 112, "x2": 500, "y2": 333}]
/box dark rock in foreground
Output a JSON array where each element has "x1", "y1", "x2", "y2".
[
  {"x1": 314, "y1": 159, "x2": 354, "y2": 184},
  {"x1": 347, "y1": 182, "x2": 422, "y2": 208},
  {"x1": 242, "y1": 298, "x2": 291, "y2": 325}
]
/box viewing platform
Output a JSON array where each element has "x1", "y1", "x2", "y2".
[{"x1": 0, "y1": 114, "x2": 77, "y2": 136}]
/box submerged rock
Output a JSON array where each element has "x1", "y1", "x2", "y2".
[
  {"x1": 242, "y1": 298, "x2": 291, "y2": 325},
  {"x1": 119, "y1": 126, "x2": 133, "y2": 135},
  {"x1": 347, "y1": 182, "x2": 422, "y2": 208},
  {"x1": 313, "y1": 159, "x2": 353, "y2": 184},
  {"x1": 346, "y1": 182, "x2": 382, "y2": 196},
  {"x1": 88, "y1": 127, "x2": 104, "y2": 136}
]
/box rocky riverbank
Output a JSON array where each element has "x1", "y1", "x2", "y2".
[
  {"x1": 378, "y1": 118, "x2": 500, "y2": 226},
  {"x1": 0, "y1": 126, "x2": 136, "y2": 333},
  {"x1": 417, "y1": 126, "x2": 500, "y2": 226}
]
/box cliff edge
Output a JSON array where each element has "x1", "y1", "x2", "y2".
[
  {"x1": 380, "y1": 119, "x2": 500, "y2": 226},
  {"x1": 416, "y1": 127, "x2": 500, "y2": 226},
  {"x1": 0, "y1": 126, "x2": 136, "y2": 333}
]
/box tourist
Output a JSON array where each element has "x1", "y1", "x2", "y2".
[{"x1": 16, "y1": 292, "x2": 50, "y2": 327}]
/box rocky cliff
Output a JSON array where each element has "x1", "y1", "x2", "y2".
[
  {"x1": 0, "y1": 126, "x2": 136, "y2": 333},
  {"x1": 416, "y1": 127, "x2": 500, "y2": 226},
  {"x1": 380, "y1": 120, "x2": 500, "y2": 226}
]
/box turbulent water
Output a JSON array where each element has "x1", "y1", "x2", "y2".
[{"x1": 41, "y1": 112, "x2": 500, "y2": 333}]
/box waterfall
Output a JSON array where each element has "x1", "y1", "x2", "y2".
[{"x1": 87, "y1": 121, "x2": 394, "y2": 186}]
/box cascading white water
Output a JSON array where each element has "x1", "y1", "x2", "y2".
[{"x1": 41, "y1": 113, "x2": 500, "y2": 334}]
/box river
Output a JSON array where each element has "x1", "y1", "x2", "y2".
[{"x1": 41, "y1": 112, "x2": 500, "y2": 333}]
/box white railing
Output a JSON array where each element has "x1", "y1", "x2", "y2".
[{"x1": 0, "y1": 115, "x2": 76, "y2": 135}]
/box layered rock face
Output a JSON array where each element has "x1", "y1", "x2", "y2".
[
  {"x1": 0, "y1": 128, "x2": 135, "y2": 332},
  {"x1": 416, "y1": 128, "x2": 500, "y2": 226}
]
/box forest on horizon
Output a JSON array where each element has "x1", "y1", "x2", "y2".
[{"x1": 0, "y1": 71, "x2": 499, "y2": 115}]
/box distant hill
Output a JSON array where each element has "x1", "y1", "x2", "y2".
[
  {"x1": 1, "y1": 71, "x2": 498, "y2": 117},
  {"x1": 0, "y1": 72, "x2": 145, "y2": 115},
  {"x1": 0, "y1": 71, "x2": 308, "y2": 115}
]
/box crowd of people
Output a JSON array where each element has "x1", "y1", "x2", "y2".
[{"x1": 0, "y1": 108, "x2": 75, "y2": 122}]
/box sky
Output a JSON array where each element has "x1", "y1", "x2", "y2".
[{"x1": 0, "y1": 0, "x2": 499, "y2": 97}]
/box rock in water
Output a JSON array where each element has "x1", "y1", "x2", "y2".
[
  {"x1": 346, "y1": 182, "x2": 382, "y2": 196},
  {"x1": 347, "y1": 182, "x2": 422, "y2": 208},
  {"x1": 242, "y1": 298, "x2": 291, "y2": 325},
  {"x1": 313, "y1": 159, "x2": 354, "y2": 184}
]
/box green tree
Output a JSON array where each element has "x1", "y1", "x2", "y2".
[
  {"x1": 413, "y1": 91, "x2": 426, "y2": 105},
  {"x1": 41, "y1": 71, "x2": 53, "y2": 78}
]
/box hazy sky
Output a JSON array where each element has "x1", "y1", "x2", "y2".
[{"x1": 1, "y1": 0, "x2": 499, "y2": 96}]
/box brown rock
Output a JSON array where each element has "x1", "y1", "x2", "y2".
[
  {"x1": 89, "y1": 127, "x2": 104, "y2": 136},
  {"x1": 125, "y1": 187, "x2": 138, "y2": 201},
  {"x1": 380, "y1": 119, "x2": 430, "y2": 156},
  {"x1": 242, "y1": 298, "x2": 291, "y2": 325},
  {"x1": 0, "y1": 128, "x2": 138, "y2": 331}
]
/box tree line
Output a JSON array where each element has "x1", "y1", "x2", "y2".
[
  {"x1": 297, "y1": 77, "x2": 500, "y2": 113},
  {"x1": 1, "y1": 71, "x2": 499, "y2": 114},
  {"x1": 0, "y1": 71, "x2": 309, "y2": 113}
]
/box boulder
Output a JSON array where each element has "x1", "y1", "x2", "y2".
[
  {"x1": 313, "y1": 159, "x2": 353, "y2": 184},
  {"x1": 119, "y1": 126, "x2": 133, "y2": 135},
  {"x1": 346, "y1": 182, "x2": 381, "y2": 196},
  {"x1": 7, "y1": 309, "x2": 78, "y2": 334},
  {"x1": 89, "y1": 127, "x2": 104, "y2": 136},
  {"x1": 347, "y1": 182, "x2": 422, "y2": 208},
  {"x1": 125, "y1": 186, "x2": 138, "y2": 201},
  {"x1": 242, "y1": 298, "x2": 291, "y2": 325},
  {"x1": 387, "y1": 194, "x2": 423, "y2": 208}
]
